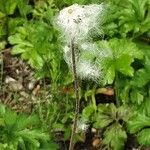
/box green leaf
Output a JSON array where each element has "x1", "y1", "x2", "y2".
[
  {"x1": 138, "y1": 98, "x2": 150, "y2": 116},
  {"x1": 130, "y1": 89, "x2": 144, "y2": 105},
  {"x1": 131, "y1": 42, "x2": 150, "y2": 87},
  {"x1": 17, "y1": 129, "x2": 50, "y2": 149},
  {"x1": 118, "y1": 0, "x2": 150, "y2": 36},
  {"x1": 8, "y1": 18, "x2": 26, "y2": 35},
  {"x1": 97, "y1": 38, "x2": 143, "y2": 84},
  {"x1": 119, "y1": 81, "x2": 131, "y2": 104},
  {"x1": 18, "y1": 137, "x2": 26, "y2": 150},
  {"x1": 105, "y1": 65, "x2": 115, "y2": 84},
  {"x1": 11, "y1": 45, "x2": 28, "y2": 55},
  {"x1": 117, "y1": 105, "x2": 131, "y2": 122},
  {"x1": 8, "y1": 21, "x2": 62, "y2": 82},
  {"x1": 4, "y1": 110, "x2": 17, "y2": 126},
  {"x1": 0, "y1": 118, "x2": 4, "y2": 126},
  {"x1": 0, "y1": 104, "x2": 6, "y2": 116},
  {"x1": 93, "y1": 113, "x2": 114, "y2": 128},
  {"x1": 131, "y1": 68, "x2": 150, "y2": 87},
  {"x1": 82, "y1": 105, "x2": 95, "y2": 121},
  {"x1": 103, "y1": 124, "x2": 127, "y2": 150},
  {"x1": 40, "y1": 141, "x2": 59, "y2": 150},
  {"x1": 64, "y1": 127, "x2": 71, "y2": 141},
  {"x1": 17, "y1": 130, "x2": 40, "y2": 148},
  {"x1": 52, "y1": 123, "x2": 65, "y2": 131},
  {"x1": 17, "y1": 0, "x2": 32, "y2": 17},
  {"x1": 115, "y1": 54, "x2": 134, "y2": 76},
  {"x1": 0, "y1": 11, "x2": 6, "y2": 18},
  {"x1": 128, "y1": 113, "x2": 150, "y2": 133},
  {"x1": 109, "y1": 38, "x2": 143, "y2": 60},
  {"x1": 0, "y1": 41, "x2": 6, "y2": 50},
  {"x1": 5, "y1": 0, "x2": 18, "y2": 15},
  {"x1": 8, "y1": 34, "x2": 32, "y2": 47},
  {"x1": 16, "y1": 114, "x2": 39, "y2": 131},
  {"x1": 137, "y1": 128, "x2": 150, "y2": 146},
  {"x1": 93, "y1": 104, "x2": 131, "y2": 129},
  {"x1": 93, "y1": 104, "x2": 116, "y2": 128}
]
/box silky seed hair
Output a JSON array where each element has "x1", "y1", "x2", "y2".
[
  {"x1": 55, "y1": 4, "x2": 107, "y2": 82},
  {"x1": 56, "y1": 4, "x2": 104, "y2": 42}
]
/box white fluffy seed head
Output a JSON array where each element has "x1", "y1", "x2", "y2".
[
  {"x1": 63, "y1": 42, "x2": 110, "y2": 82},
  {"x1": 56, "y1": 4, "x2": 106, "y2": 82},
  {"x1": 56, "y1": 4, "x2": 104, "y2": 42},
  {"x1": 63, "y1": 44, "x2": 99, "y2": 81},
  {"x1": 81, "y1": 42, "x2": 97, "y2": 52},
  {"x1": 77, "y1": 60, "x2": 100, "y2": 81}
]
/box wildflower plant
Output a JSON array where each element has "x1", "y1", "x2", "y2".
[
  {"x1": 56, "y1": 3, "x2": 105, "y2": 150},
  {"x1": 55, "y1": 2, "x2": 145, "y2": 149}
]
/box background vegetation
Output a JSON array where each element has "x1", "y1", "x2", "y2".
[{"x1": 0, "y1": 0, "x2": 150, "y2": 149}]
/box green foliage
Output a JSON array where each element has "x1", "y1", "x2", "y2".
[
  {"x1": 0, "y1": 0, "x2": 32, "y2": 40},
  {"x1": 103, "y1": 123, "x2": 127, "y2": 150},
  {"x1": 128, "y1": 110, "x2": 150, "y2": 147},
  {"x1": 96, "y1": 38, "x2": 143, "y2": 84},
  {"x1": 0, "y1": 0, "x2": 17, "y2": 15},
  {"x1": 0, "y1": 104, "x2": 58, "y2": 150},
  {"x1": 0, "y1": 40, "x2": 6, "y2": 50},
  {"x1": 93, "y1": 103, "x2": 131, "y2": 127},
  {"x1": 137, "y1": 128, "x2": 150, "y2": 146},
  {"x1": 138, "y1": 98, "x2": 150, "y2": 116},
  {"x1": 0, "y1": 0, "x2": 150, "y2": 149},
  {"x1": 118, "y1": 0, "x2": 150, "y2": 37},
  {"x1": 93, "y1": 104, "x2": 117, "y2": 128},
  {"x1": 132, "y1": 41, "x2": 150, "y2": 87},
  {"x1": 101, "y1": 0, "x2": 150, "y2": 38},
  {"x1": 115, "y1": 40, "x2": 150, "y2": 105},
  {"x1": 82, "y1": 105, "x2": 95, "y2": 121},
  {"x1": 128, "y1": 113, "x2": 150, "y2": 133},
  {"x1": 8, "y1": 21, "x2": 60, "y2": 78},
  {"x1": 82, "y1": 103, "x2": 131, "y2": 149},
  {"x1": 7, "y1": 0, "x2": 73, "y2": 91},
  {"x1": 128, "y1": 106, "x2": 150, "y2": 146}
]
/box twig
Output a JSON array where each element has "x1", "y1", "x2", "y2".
[{"x1": 69, "y1": 39, "x2": 80, "y2": 150}]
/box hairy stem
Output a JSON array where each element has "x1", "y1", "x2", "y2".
[{"x1": 69, "y1": 39, "x2": 80, "y2": 150}]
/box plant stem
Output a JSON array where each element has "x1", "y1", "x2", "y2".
[
  {"x1": 115, "y1": 72, "x2": 120, "y2": 106},
  {"x1": 92, "y1": 85, "x2": 97, "y2": 111},
  {"x1": 69, "y1": 39, "x2": 80, "y2": 150}
]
